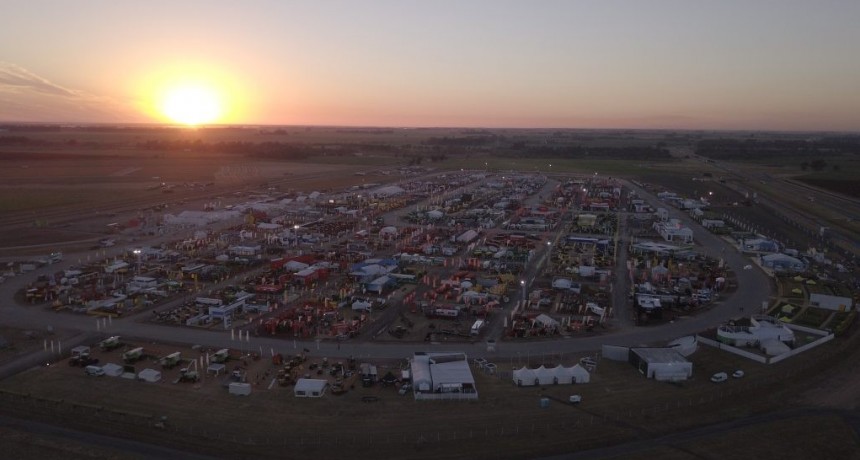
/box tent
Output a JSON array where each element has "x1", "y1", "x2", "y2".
[
  {"x1": 512, "y1": 366, "x2": 537, "y2": 386},
  {"x1": 352, "y1": 300, "x2": 372, "y2": 312},
  {"x1": 137, "y1": 368, "x2": 162, "y2": 383},
  {"x1": 101, "y1": 363, "x2": 123, "y2": 377},
  {"x1": 533, "y1": 365, "x2": 556, "y2": 385},
  {"x1": 294, "y1": 378, "x2": 328, "y2": 397},
  {"x1": 513, "y1": 365, "x2": 590, "y2": 386},
  {"x1": 534, "y1": 314, "x2": 560, "y2": 329},
  {"x1": 284, "y1": 260, "x2": 309, "y2": 272},
  {"x1": 567, "y1": 364, "x2": 590, "y2": 383},
  {"x1": 552, "y1": 278, "x2": 572, "y2": 289}
]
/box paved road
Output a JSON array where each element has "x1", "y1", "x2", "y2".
[{"x1": 0, "y1": 179, "x2": 772, "y2": 362}]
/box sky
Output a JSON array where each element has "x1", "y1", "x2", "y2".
[{"x1": 1, "y1": 0, "x2": 859, "y2": 131}]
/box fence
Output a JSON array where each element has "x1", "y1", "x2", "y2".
[{"x1": 697, "y1": 336, "x2": 768, "y2": 363}]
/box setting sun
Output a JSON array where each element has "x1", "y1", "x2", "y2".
[{"x1": 160, "y1": 84, "x2": 223, "y2": 125}]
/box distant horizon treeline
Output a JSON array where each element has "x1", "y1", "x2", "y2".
[{"x1": 695, "y1": 137, "x2": 860, "y2": 160}]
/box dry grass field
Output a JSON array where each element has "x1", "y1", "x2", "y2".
[{"x1": 1, "y1": 331, "x2": 859, "y2": 459}]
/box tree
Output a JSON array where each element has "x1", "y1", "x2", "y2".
[{"x1": 810, "y1": 159, "x2": 827, "y2": 171}]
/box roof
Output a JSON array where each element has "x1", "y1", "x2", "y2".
[
  {"x1": 412, "y1": 352, "x2": 475, "y2": 390},
  {"x1": 631, "y1": 347, "x2": 690, "y2": 365},
  {"x1": 294, "y1": 378, "x2": 328, "y2": 393}
]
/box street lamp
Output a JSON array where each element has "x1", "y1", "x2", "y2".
[
  {"x1": 520, "y1": 280, "x2": 526, "y2": 305},
  {"x1": 132, "y1": 249, "x2": 141, "y2": 275}
]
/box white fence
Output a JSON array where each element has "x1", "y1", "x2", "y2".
[
  {"x1": 698, "y1": 331, "x2": 834, "y2": 365},
  {"x1": 769, "y1": 333, "x2": 834, "y2": 364},
  {"x1": 696, "y1": 336, "x2": 768, "y2": 363}
]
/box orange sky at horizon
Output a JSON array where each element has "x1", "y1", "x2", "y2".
[{"x1": 1, "y1": 1, "x2": 859, "y2": 132}]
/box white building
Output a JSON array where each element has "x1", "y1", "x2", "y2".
[
  {"x1": 628, "y1": 348, "x2": 692, "y2": 381},
  {"x1": 411, "y1": 352, "x2": 477, "y2": 400},
  {"x1": 653, "y1": 219, "x2": 694, "y2": 243}
]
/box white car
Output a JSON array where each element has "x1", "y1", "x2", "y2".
[
  {"x1": 732, "y1": 370, "x2": 745, "y2": 378},
  {"x1": 743, "y1": 265, "x2": 752, "y2": 270},
  {"x1": 569, "y1": 395, "x2": 582, "y2": 404},
  {"x1": 710, "y1": 372, "x2": 728, "y2": 383}
]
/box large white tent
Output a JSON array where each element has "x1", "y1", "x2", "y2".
[
  {"x1": 137, "y1": 368, "x2": 162, "y2": 383},
  {"x1": 533, "y1": 366, "x2": 557, "y2": 385},
  {"x1": 512, "y1": 364, "x2": 590, "y2": 386},
  {"x1": 294, "y1": 378, "x2": 328, "y2": 397}
]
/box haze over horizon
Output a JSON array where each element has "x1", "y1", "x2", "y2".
[{"x1": 1, "y1": 0, "x2": 859, "y2": 132}]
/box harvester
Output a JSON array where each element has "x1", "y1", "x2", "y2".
[
  {"x1": 122, "y1": 347, "x2": 144, "y2": 364},
  {"x1": 99, "y1": 336, "x2": 122, "y2": 351},
  {"x1": 211, "y1": 348, "x2": 230, "y2": 364},
  {"x1": 160, "y1": 351, "x2": 182, "y2": 369}
]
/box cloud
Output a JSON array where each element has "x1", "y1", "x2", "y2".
[
  {"x1": 0, "y1": 62, "x2": 145, "y2": 123},
  {"x1": 0, "y1": 62, "x2": 78, "y2": 97}
]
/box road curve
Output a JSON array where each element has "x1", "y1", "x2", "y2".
[{"x1": 0, "y1": 181, "x2": 772, "y2": 361}]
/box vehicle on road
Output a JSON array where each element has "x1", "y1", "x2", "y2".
[
  {"x1": 732, "y1": 370, "x2": 745, "y2": 378},
  {"x1": 569, "y1": 395, "x2": 582, "y2": 404}
]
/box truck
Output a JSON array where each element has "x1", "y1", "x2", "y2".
[
  {"x1": 122, "y1": 347, "x2": 144, "y2": 364},
  {"x1": 99, "y1": 336, "x2": 122, "y2": 351}
]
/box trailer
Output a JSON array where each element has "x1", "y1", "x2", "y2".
[{"x1": 228, "y1": 382, "x2": 252, "y2": 396}]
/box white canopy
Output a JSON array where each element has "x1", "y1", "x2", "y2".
[
  {"x1": 512, "y1": 366, "x2": 538, "y2": 386},
  {"x1": 534, "y1": 314, "x2": 560, "y2": 328}
]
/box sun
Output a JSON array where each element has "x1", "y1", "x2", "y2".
[{"x1": 160, "y1": 84, "x2": 223, "y2": 125}]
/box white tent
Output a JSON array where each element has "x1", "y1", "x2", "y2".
[
  {"x1": 294, "y1": 378, "x2": 328, "y2": 397},
  {"x1": 566, "y1": 364, "x2": 591, "y2": 384},
  {"x1": 513, "y1": 365, "x2": 589, "y2": 386},
  {"x1": 352, "y1": 300, "x2": 372, "y2": 312},
  {"x1": 533, "y1": 365, "x2": 556, "y2": 385},
  {"x1": 137, "y1": 368, "x2": 162, "y2": 383},
  {"x1": 512, "y1": 366, "x2": 538, "y2": 386},
  {"x1": 534, "y1": 314, "x2": 560, "y2": 329},
  {"x1": 552, "y1": 278, "x2": 573, "y2": 289},
  {"x1": 101, "y1": 363, "x2": 123, "y2": 377},
  {"x1": 284, "y1": 260, "x2": 310, "y2": 272}
]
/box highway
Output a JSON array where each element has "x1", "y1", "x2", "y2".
[{"x1": 0, "y1": 178, "x2": 772, "y2": 361}]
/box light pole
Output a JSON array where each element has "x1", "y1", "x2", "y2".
[
  {"x1": 133, "y1": 249, "x2": 141, "y2": 275},
  {"x1": 520, "y1": 279, "x2": 526, "y2": 306}
]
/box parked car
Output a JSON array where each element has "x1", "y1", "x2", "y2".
[
  {"x1": 569, "y1": 395, "x2": 582, "y2": 404},
  {"x1": 398, "y1": 383, "x2": 412, "y2": 395},
  {"x1": 710, "y1": 372, "x2": 728, "y2": 383},
  {"x1": 732, "y1": 370, "x2": 745, "y2": 378}
]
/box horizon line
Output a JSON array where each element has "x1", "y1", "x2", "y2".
[{"x1": 0, "y1": 121, "x2": 858, "y2": 136}]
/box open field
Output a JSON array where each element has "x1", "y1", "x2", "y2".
[{"x1": 2, "y1": 331, "x2": 860, "y2": 459}]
